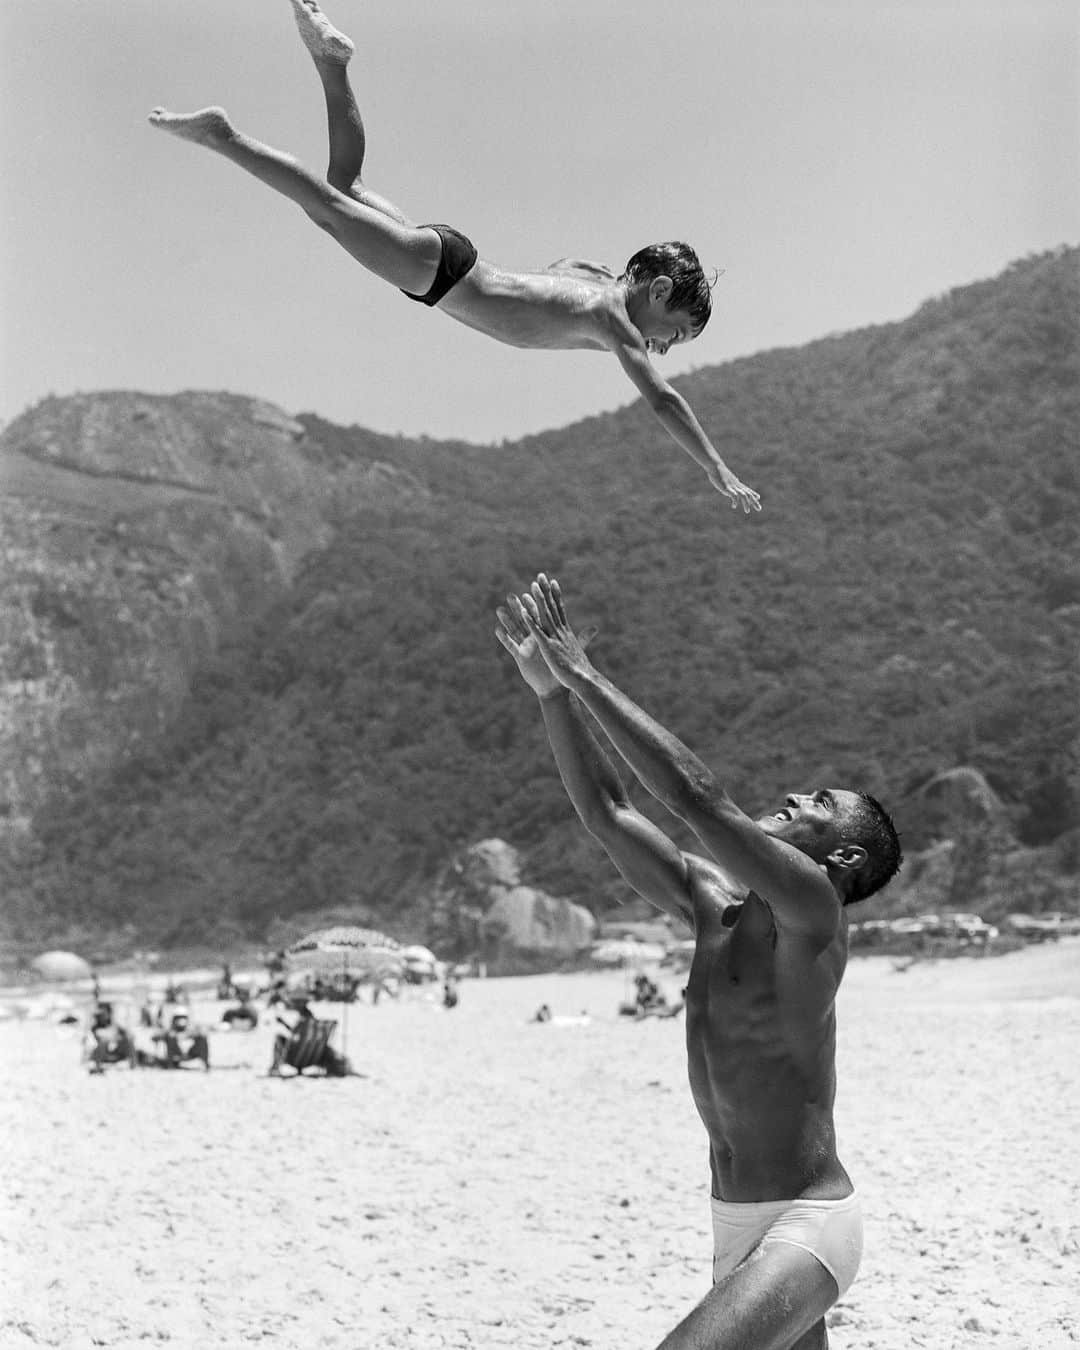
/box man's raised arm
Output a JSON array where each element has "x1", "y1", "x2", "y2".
[
  {"x1": 517, "y1": 576, "x2": 836, "y2": 928},
  {"x1": 495, "y1": 603, "x2": 695, "y2": 927}
]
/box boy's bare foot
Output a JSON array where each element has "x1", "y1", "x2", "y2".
[
  {"x1": 288, "y1": 0, "x2": 354, "y2": 64},
  {"x1": 148, "y1": 106, "x2": 234, "y2": 147}
]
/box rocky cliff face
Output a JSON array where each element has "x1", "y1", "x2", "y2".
[{"x1": 0, "y1": 391, "x2": 424, "y2": 833}]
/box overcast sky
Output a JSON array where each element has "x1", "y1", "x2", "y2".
[{"x1": 2, "y1": 0, "x2": 1077, "y2": 443}]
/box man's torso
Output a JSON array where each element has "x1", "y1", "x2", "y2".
[{"x1": 684, "y1": 861, "x2": 853, "y2": 1204}]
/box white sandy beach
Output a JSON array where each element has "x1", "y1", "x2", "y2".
[{"x1": 1, "y1": 942, "x2": 1078, "y2": 1350}]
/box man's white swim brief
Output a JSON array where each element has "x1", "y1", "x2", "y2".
[{"x1": 710, "y1": 1191, "x2": 863, "y2": 1297}]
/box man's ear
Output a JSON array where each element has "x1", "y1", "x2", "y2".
[
  {"x1": 827, "y1": 843, "x2": 868, "y2": 874},
  {"x1": 649, "y1": 275, "x2": 674, "y2": 305}
]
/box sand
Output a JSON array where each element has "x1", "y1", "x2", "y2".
[{"x1": 1, "y1": 942, "x2": 1078, "y2": 1350}]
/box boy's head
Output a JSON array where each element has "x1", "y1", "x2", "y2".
[{"x1": 621, "y1": 242, "x2": 713, "y2": 347}]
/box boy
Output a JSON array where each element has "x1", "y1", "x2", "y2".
[{"x1": 149, "y1": 0, "x2": 760, "y2": 512}]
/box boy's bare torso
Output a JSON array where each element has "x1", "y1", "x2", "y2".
[
  {"x1": 439, "y1": 258, "x2": 637, "y2": 352},
  {"x1": 683, "y1": 861, "x2": 854, "y2": 1204}
]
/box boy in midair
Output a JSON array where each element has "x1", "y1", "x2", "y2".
[{"x1": 150, "y1": 0, "x2": 760, "y2": 512}]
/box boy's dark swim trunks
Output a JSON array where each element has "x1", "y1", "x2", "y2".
[{"x1": 402, "y1": 224, "x2": 478, "y2": 307}]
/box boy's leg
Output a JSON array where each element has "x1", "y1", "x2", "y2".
[
  {"x1": 288, "y1": 0, "x2": 414, "y2": 226},
  {"x1": 148, "y1": 107, "x2": 441, "y2": 295}
]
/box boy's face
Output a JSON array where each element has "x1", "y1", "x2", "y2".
[{"x1": 637, "y1": 278, "x2": 698, "y2": 356}]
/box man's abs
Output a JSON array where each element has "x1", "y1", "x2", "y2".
[{"x1": 686, "y1": 901, "x2": 849, "y2": 1202}]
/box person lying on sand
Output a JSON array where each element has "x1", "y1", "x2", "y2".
[
  {"x1": 148, "y1": 0, "x2": 760, "y2": 513},
  {"x1": 496, "y1": 574, "x2": 903, "y2": 1350}
]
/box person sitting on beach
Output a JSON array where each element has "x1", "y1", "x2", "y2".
[
  {"x1": 86, "y1": 1002, "x2": 136, "y2": 1073},
  {"x1": 496, "y1": 574, "x2": 902, "y2": 1350},
  {"x1": 148, "y1": 0, "x2": 760, "y2": 514},
  {"x1": 634, "y1": 972, "x2": 665, "y2": 1013},
  {"x1": 154, "y1": 1011, "x2": 211, "y2": 1070},
  {"x1": 268, "y1": 998, "x2": 353, "y2": 1076}
]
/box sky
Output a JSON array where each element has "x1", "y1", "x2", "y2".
[{"x1": 2, "y1": 0, "x2": 1077, "y2": 444}]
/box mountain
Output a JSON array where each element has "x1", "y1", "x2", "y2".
[{"x1": 1, "y1": 248, "x2": 1077, "y2": 957}]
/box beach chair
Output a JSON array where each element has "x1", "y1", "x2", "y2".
[{"x1": 279, "y1": 1017, "x2": 338, "y2": 1076}]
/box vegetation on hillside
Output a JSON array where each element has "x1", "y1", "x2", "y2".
[{"x1": 4, "y1": 248, "x2": 1078, "y2": 951}]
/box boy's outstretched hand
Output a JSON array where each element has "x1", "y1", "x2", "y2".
[{"x1": 708, "y1": 463, "x2": 761, "y2": 513}]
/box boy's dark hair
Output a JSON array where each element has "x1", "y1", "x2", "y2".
[
  {"x1": 621, "y1": 242, "x2": 713, "y2": 334},
  {"x1": 842, "y1": 792, "x2": 903, "y2": 905}
]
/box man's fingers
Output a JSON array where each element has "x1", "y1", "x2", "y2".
[
  {"x1": 497, "y1": 603, "x2": 526, "y2": 643},
  {"x1": 494, "y1": 625, "x2": 518, "y2": 656},
  {"x1": 520, "y1": 592, "x2": 544, "y2": 630},
  {"x1": 535, "y1": 574, "x2": 561, "y2": 629},
  {"x1": 579, "y1": 623, "x2": 598, "y2": 650},
  {"x1": 526, "y1": 583, "x2": 557, "y2": 633},
  {"x1": 510, "y1": 593, "x2": 535, "y2": 630},
  {"x1": 549, "y1": 577, "x2": 569, "y2": 628}
]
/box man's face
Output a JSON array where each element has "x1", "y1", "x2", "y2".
[{"x1": 756, "y1": 788, "x2": 863, "y2": 864}]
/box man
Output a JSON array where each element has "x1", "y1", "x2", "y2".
[{"x1": 495, "y1": 574, "x2": 902, "y2": 1350}]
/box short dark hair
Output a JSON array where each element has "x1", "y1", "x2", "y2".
[
  {"x1": 842, "y1": 792, "x2": 903, "y2": 905},
  {"x1": 620, "y1": 241, "x2": 713, "y2": 334}
]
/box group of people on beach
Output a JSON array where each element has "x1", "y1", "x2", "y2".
[{"x1": 151, "y1": 5, "x2": 904, "y2": 1347}]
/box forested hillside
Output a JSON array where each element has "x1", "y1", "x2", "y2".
[{"x1": 4, "y1": 248, "x2": 1077, "y2": 952}]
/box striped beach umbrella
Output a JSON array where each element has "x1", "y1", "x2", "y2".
[{"x1": 287, "y1": 926, "x2": 405, "y2": 984}]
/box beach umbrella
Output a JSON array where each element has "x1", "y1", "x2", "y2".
[
  {"x1": 401, "y1": 944, "x2": 439, "y2": 980},
  {"x1": 287, "y1": 926, "x2": 405, "y2": 984},
  {"x1": 30, "y1": 950, "x2": 92, "y2": 982},
  {"x1": 401, "y1": 944, "x2": 437, "y2": 965},
  {"x1": 287, "y1": 927, "x2": 405, "y2": 1061}
]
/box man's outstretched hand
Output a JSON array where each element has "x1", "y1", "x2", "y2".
[
  {"x1": 495, "y1": 600, "x2": 561, "y2": 698},
  {"x1": 515, "y1": 574, "x2": 597, "y2": 692},
  {"x1": 495, "y1": 579, "x2": 596, "y2": 698}
]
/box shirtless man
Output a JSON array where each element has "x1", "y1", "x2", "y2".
[
  {"x1": 495, "y1": 574, "x2": 902, "y2": 1350},
  {"x1": 148, "y1": 0, "x2": 759, "y2": 511}
]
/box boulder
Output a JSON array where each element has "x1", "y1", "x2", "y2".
[
  {"x1": 423, "y1": 838, "x2": 596, "y2": 974},
  {"x1": 480, "y1": 886, "x2": 596, "y2": 975}
]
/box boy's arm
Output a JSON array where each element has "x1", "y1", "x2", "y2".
[
  {"x1": 517, "y1": 578, "x2": 838, "y2": 938},
  {"x1": 495, "y1": 607, "x2": 696, "y2": 927},
  {"x1": 611, "y1": 338, "x2": 760, "y2": 514}
]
